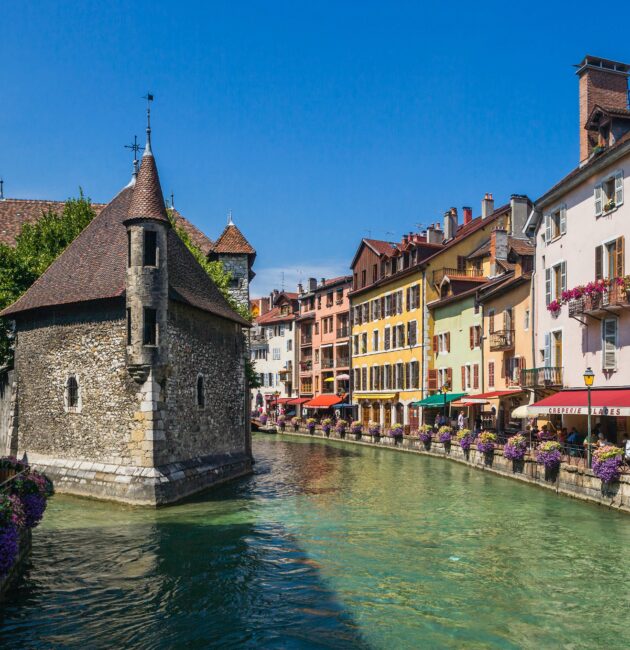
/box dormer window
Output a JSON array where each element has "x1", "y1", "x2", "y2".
[{"x1": 143, "y1": 230, "x2": 157, "y2": 266}]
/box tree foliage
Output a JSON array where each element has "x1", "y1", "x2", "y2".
[{"x1": 0, "y1": 193, "x2": 96, "y2": 366}]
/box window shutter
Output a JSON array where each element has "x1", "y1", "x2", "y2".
[
  {"x1": 595, "y1": 245, "x2": 603, "y2": 281},
  {"x1": 488, "y1": 361, "x2": 495, "y2": 387},
  {"x1": 428, "y1": 369, "x2": 438, "y2": 391},
  {"x1": 433, "y1": 335, "x2": 438, "y2": 353},
  {"x1": 560, "y1": 261, "x2": 567, "y2": 294},
  {"x1": 560, "y1": 204, "x2": 567, "y2": 235},
  {"x1": 603, "y1": 319, "x2": 618, "y2": 370},
  {"x1": 446, "y1": 367, "x2": 452, "y2": 387},
  {"x1": 446, "y1": 332, "x2": 451, "y2": 352},
  {"x1": 473, "y1": 364, "x2": 479, "y2": 389},
  {"x1": 615, "y1": 171, "x2": 624, "y2": 207},
  {"x1": 469, "y1": 326, "x2": 474, "y2": 350},
  {"x1": 406, "y1": 287, "x2": 410, "y2": 311},
  {"x1": 461, "y1": 365, "x2": 466, "y2": 390},
  {"x1": 545, "y1": 269, "x2": 551, "y2": 306},
  {"x1": 405, "y1": 362, "x2": 410, "y2": 389},
  {"x1": 544, "y1": 333, "x2": 551, "y2": 368},
  {"x1": 544, "y1": 214, "x2": 551, "y2": 244},
  {"x1": 594, "y1": 184, "x2": 603, "y2": 216},
  {"x1": 617, "y1": 236, "x2": 625, "y2": 278}
]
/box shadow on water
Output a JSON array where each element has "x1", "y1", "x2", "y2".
[{"x1": 0, "y1": 440, "x2": 370, "y2": 650}]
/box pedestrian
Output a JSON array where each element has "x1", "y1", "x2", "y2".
[
  {"x1": 623, "y1": 436, "x2": 630, "y2": 466},
  {"x1": 434, "y1": 411, "x2": 441, "y2": 431},
  {"x1": 457, "y1": 410, "x2": 465, "y2": 430}
]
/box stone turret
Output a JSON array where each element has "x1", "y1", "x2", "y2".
[{"x1": 123, "y1": 133, "x2": 170, "y2": 383}]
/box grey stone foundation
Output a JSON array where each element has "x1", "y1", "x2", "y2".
[{"x1": 27, "y1": 452, "x2": 252, "y2": 506}]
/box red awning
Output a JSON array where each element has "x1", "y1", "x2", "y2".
[
  {"x1": 287, "y1": 397, "x2": 310, "y2": 405},
  {"x1": 452, "y1": 400, "x2": 489, "y2": 407},
  {"x1": 528, "y1": 388, "x2": 630, "y2": 417},
  {"x1": 304, "y1": 395, "x2": 343, "y2": 408},
  {"x1": 466, "y1": 389, "x2": 523, "y2": 402}
]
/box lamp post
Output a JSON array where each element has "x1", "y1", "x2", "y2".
[
  {"x1": 583, "y1": 367, "x2": 594, "y2": 468},
  {"x1": 441, "y1": 383, "x2": 449, "y2": 422}
]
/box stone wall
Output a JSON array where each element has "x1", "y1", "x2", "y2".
[
  {"x1": 281, "y1": 428, "x2": 630, "y2": 515},
  {"x1": 162, "y1": 301, "x2": 248, "y2": 465},
  {"x1": 15, "y1": 302, "x2": 138, "y2": 465},
  {"x1": 219, "y1": 254, "x2": 250, "y2": 309}
]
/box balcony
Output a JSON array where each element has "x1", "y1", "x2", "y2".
[
  {"x1": 489, "y1": 329, "x2": 514, "y2": 351},
  {"x1": 300, "y1": 335, "x2": 312, "y2": 346},
  {"x1": 336, "y1": 326, "x2": 350, "y2": 338},
  {"x1": 336, "y1": 357, "x2": 350, "y2": 368},
  {"x1": 568, "y1": 284, "x2": 630, "y2": 318},
  {"x1": 321, "y1": 358, "x2": 335, "y2": 369},
  {"x1": 521, "y1": 367, "x2": 563, "y2": 389},
  {"x1": 432, "y1": 266, "x2": 485, "y2": 286},
  {"x1": 299, "y1": 360, "x2": 312, "y2": 373}
]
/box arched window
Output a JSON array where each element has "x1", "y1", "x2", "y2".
[
  {"x1": 65, "y1": 375, "x2": 80, "y2": 413},
  {"x1": 196, "y1": 375, "x2": 205, "y2": 409}
]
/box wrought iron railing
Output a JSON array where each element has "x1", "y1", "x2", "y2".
[
  {"x1": 520, "y1": 367, "x2": 563, "y2": 388},
  {"x1": 489, "y1": 329, "x2": 514, "y2": 351}
]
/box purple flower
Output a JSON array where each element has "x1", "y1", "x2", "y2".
[
  {"x1": 503, "y1": 434, "x2": 527, "y2": 461},
  {"x1": 20, "y1": 493, "x2": 47, "y2": 529},
  {"x1": 592, "y1": 456, "x2": 623, "y2": 484},
  {"x1": 536, "y1": 442, "x2": 562, "y2": 470},
  {"x1": 0, "y1": 525, "x2": 20, "y2": 577},
  {"x1": 418, "y1": 430, "x2": 432, "y2": 443}
]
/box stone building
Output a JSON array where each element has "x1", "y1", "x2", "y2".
[{"x1": 0, "y1": 135, "x2": 253, "y2": 505}]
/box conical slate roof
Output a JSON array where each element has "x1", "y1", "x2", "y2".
[
  {"x1": 1, "y1": 174, "x2": 249, "y2": 326},
  {"x1": 125, "y1": 151, "x2": 170, "y2": 224}
]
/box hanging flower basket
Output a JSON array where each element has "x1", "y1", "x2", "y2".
[
  {"x1": 456, "y1": 429, "x2": 473, "y2": 453},
  {"x1": 476, "y1": 431, "x2": 497, "y2": 457},
  {"x1": 592, "y1": 446, "x2": 624, "y2": 484},
  {"x1": 335, "y1": 419, "x2": 348, "y2": 438},
  {"x1": 350, "y1": 421, "x2": 362, "y2": 439},
  {"x1": 536, "y1": 440, "x2": 562, "y2": 481},
  {"x1": 418, "y1": 425, "x2": 432, "y2": 449},
  {"x1": 321, "y1": 418, "x2": 333, "y2": 436},
  {"x1": 368, "y1": 421, "x2": 381, "y2": 438},
  {"x1": 291, "y1": 417, "x2": 301, "y2": 432},
  {"x1": 306, "y1": 418, "x2": 317, "y2": 433},
  {"x1": 389, "y1": 423, "x2": 404, "y2": 444}
]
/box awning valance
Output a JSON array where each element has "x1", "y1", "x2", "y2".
[
  {"x1": 528, "y1": 388, "x2": 630, "y2": 417},
  {"x1": 412, "y1": 392, "x2": 466, "y2": 407},
  {"x1": 304, "y1": 395, "x2": 343, "y2": 408},
  {"x1": 469, "y1": 389, "x2": 523, "y2": 400},
  {"x1": 287, "y1": 397, "x2": 310, "y2": 405},
  {"x1": 353, "y1": 392, "x2": 397, "y2": 401}
]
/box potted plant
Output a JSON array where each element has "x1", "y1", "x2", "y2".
[
  {"x1": 418, "y1": 424, "x2": 432, "y2": 449},
  {"x1": 306, "y1": 418, "x2": 317, "y2": 433},
  {"x1": 536, "y1": 440, "x2": 562, "y2": 481},
  {"x1": 456, "y1": 429, "x2": 473, "y2": 457},
  {"x1": 389, "y1": 422, "x2": 404, "y2": 445},
  {"x1": 321, "y1": 418, "x2": 333, "y2": 436},
  {"x1": 277, "y1": 414, "x2": 286, "y2": 431},
  {"x1": 350, "y1": 421, "x2": 362, "y2": 439},
  {"x1": 592, "y1": 445, "x2": 624, "y2": 485},
  {"x1": 503, "y1": 433, "x2": 528, "y2": 472},
  {"x1": 438, "y1": 426, "x2": 452, "y2": 452},
  {"x1": 368, "y1": 421, "x2": 381, "y2": 439},
  {"x1": 476, "y1": 431, "x2": 497, "y2": 464},
  {"x1": 335, "y1": 419, "x2": 348, "y2": 438}
]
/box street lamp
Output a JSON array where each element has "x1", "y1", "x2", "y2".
[
  {"x1": 583, "y1": 367, "x2": 594, "y2": 468},
  {"x1": 441, "y1": 382, "x2": 450, "y2": 421}
]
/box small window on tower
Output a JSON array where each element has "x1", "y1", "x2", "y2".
[
  {"x1": 65, "y1": 375, "x2": 80, "y2": 413},
  {"x1": 143, "y1": 308, "x2": 157, "y2": 346},
  {"x1": 127, "y1": 308, "x2": 132, "y2": 345},
  {"x1": 143, "y1": 230, "x2": 157, "y2": 266},
  {"x1": 196, "y1": 375, "x2": 205, "y2": 408}
]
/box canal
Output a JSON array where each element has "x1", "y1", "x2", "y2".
[{"x1": 1, "y1": 434, "x2": 629, "y2": 649}]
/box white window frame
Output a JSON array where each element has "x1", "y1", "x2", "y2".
[
  {"x1": 596, "y1": 170, "x2": 624, "y2": 216},
  {"x1": 545, "y1": 260, "x2": 566, "y2": 305},
  {"x1": 602, "y1": 318, "x2": 618, "y2": 371}
]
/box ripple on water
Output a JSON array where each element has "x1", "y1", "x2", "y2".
[{"x1": 1, "y1": 434, "x2": 629, "y2": 649}]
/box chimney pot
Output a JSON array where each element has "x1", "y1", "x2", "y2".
[
  {"x1": 482, "y1": 193, "x2": 495, "y2": 219},
  {"x1": 463, "y1": 206, "x2": 473, "y2": 224}
]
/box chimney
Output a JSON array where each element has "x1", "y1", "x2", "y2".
[
  {"x1": 490, "y1": 228, "x2": 508, "y2": 275},
  {"x1": 576, "y1": 55, "x2": 630, "y2": 162},
  {"x1": 463, "y1": 206, "x2": 472, "y2": 225},
  {"x1": 297, "y1": 282, "x2": 304, "y2": 294},
  {"x1": 443, "y1": 207, "x2": 458, "y2": 240},
  {"x1": 402, "y1": 234, "x2": 409, "y2": 245},
  {"x1": 481, "y1": 193, "x2": 494, "y2": 219},
  {"x1": 426, "y1": 224, "x2": 444, "y2": 245},
  {"x1": 320, "y1": 277, "x2": 326, "y2": 287},
  {"x1": 509, "y1": 194, "x2": 530, "y2": 238},
  {"x1": 308, "y1": 277, "x2": 317, "y2": 292}
]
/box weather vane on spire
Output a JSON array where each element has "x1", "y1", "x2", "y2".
[
  {"x1": 227, "y1": 210, "x2": 234, "y2": 225},
  {"x1": 142, "y1": 92, "x2": 154, "y2": 154},
  {"x1": 125, "y1": 135, "x2": 144, "y2": 179}
]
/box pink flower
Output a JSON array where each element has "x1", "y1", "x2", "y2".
[{"x1": 547, "y1": 300, "x2": 561, "y2": 314}]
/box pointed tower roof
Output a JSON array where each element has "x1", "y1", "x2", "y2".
[
  {"x1": 125, "y1": 150, "x2": 169, "y2": 225},
  {"x1": 213, "y1": 220, "x2": 256, "y2": 256}
]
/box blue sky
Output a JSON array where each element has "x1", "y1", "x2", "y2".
[{"x1": 1, "y1": 1, "x2": 628, "y2": 295}]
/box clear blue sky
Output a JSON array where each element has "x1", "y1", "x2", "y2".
[{"x1": 1, "y1": 1, "x2": 627, "y2": 295}]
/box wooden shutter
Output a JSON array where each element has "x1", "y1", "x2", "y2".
[
  {"x1": 473, "y1": 364, "x2": 479, "y2": 389},
  {"x1": 559, "y1": 204, "x2": 567, "y2": 235},
  {"x1": 433, "y1": 335, "x2": 438, "y2": 353},
  {"x1": 488, "y1": 361, "x2": 495, "y2": 387},
  {"x1": 446, "y1": 332, "x2": 451, "y2": 352},
  {"x1": 545, "y1": 269, "x2": 551, "y2": 306},
  {"x1": 616, "y1": 236, "x2": 625, "y2": 278},
  {"x1": 446, "y1": 367, "x2": 452, "y2": 387},
  {"x1": 469, "y1": 326, "x2": 474, "y2": 349},
  {"x1": 405, "y1": 363, "x2": 410, "y2": 389},
  {"x1": 428, "y1": 369, "x2": 438, "y2": 391},
  {"x1": 594, "y1": 184, "x2": 603, "y2": 216},
  {"x1": 595, "y1": 245, "x2": 603, "y2": 281},
  {"x1": 489, "y1": 311, "x2": 495, "y2": 333},
  {"x1": 461, "y1": 365, "x2": 466, "y2": 390},
  {"x1": 406, "y1": 287, "x2": 410, "y2": 311},
  {"x1": 615, "y1": 171, "x2": 624, "y2": 207}
]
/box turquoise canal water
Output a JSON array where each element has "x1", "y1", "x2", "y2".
[{"x1": 1, "y1": 434, "x2": 630, "y2": 649}]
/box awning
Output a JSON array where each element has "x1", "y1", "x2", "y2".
[
  {"x1": 287, "y1": 397, "x2": 310, "y2": 405},
  {"x1": 353, "y1": 392, "x2": 397, "y2": 400},
  {"x1": 468, "y1": 389, "x2": 523, "y2": 401},
  {"x1": 452, "y1": 400, "x2": 489, "y2": 407},
  {"x1": 276, "y1": 397, "x2": 293, "y2": 404},
  {"x1": 412, "y1": 392, "x2": 466, "y2": 407},
  {"x1": 336, "y1": 374, "x2": 350, "y2": 380},
  {"x1": 511, "y1": 405, "x2": 529, "y2": 419},
  {"x1": 324, "y1": 377, "x2": 335, "y2": 383},
  {"x1": 304, "y1": 395, "x2": 343, "y2": 408},
  {"x1": 527, "y1": 388, "x2": 630, "y2": 417}
]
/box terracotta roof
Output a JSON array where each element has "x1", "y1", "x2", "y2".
[
  {"x1": 427, "y1": 283, "x2": 484, "y2": 309},
  {"x1": 256, "y1": 306, "x2": 297, "y2": 325},
  {"x1": 0, "y1": 199, "x2": 105, "y2": 247},
  {"x1": 125, "y1": 153, "x2": 169, "y2": 224},
  {"x1": 213, "y1": 223, "x2": 255, "y2": 255},
  {"x1": 364, "y1": 238, "x2": 396, "y2": 256},
  {"x1": 1, "y1": 183, "x2": 249, "y2": 326},
  {"x1": 467, "y1": 236, "x2": 534, "y2": 259},
  {"x1": 169, "y1": 207, "x2": 214, "y2": 256}
]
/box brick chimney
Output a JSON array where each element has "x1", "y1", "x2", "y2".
[
  {"x1": 463, "y1": 206, "x2": 473, "y2": 225},
  {"x1": 443, "y1": 207, "x2": 458, "y2": 240},
  {"x1": 308, "y1": 277, "x2": 317, "y2": 292},
  {"x1": 481, "y1": 193, "x2": 494, "y2": 219},
  {"x1": 576, "y1": 55, "x2": 630, "y2": 162}
]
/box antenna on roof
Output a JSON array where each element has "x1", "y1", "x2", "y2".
[
  {"x1": 0, "y1": 178, "x2": 4, "y2": 200},
  {"x1": 227, "y1": 210, "x2": 233, "y2": 225},
  {"x1": 142, "y1": 92, "x2": 154, "y2": 155},
  {"x1": 125, "y1": 135, "x2": 144, "y2": 180},
  {"x1": 170, "y1": 192, "x2": 175, "y2": 209}
]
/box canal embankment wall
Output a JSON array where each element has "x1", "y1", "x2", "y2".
[
  {"x1": 0, "y1": 529, "x2": 31, "y2": 599},
  {"x1": 271, "y1": 428, "x2": 630, "y2": 515}
]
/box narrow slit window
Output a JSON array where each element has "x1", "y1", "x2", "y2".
[
  {"x1": 197, "y1": 375, "x2": 205, "y2": 408},
  {"x1": 67, "y1": 376, "x2": 79, "y2": 409},
  {"x1": 143, "y1": 230, "x2": 157, "y2": 266},
  {"x1": 127, "y1": 230, "x2": 132, "y2": 267},
  {"x1": 127, "y1": 308, "x2": 132, "y2": 345},
  {"x1": 143, "y1": 308, "x2": 157, "y2": 346}
]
